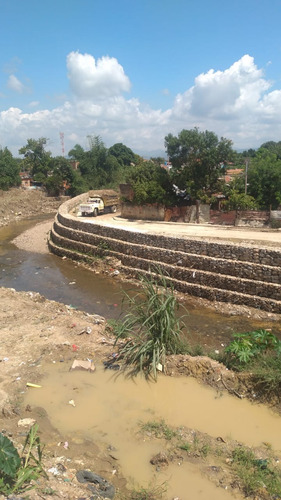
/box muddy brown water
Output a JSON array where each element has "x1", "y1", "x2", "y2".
[
  {"x1": 0, "y1": 217, "x2": 280, "y2": 349},
  {"x1": 25, "y1": 362, "x2": 281, "y2": 499},
  {"x1": 2, "y1": 217, "x2": 281, "y2": 498}
]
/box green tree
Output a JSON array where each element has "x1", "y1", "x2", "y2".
[
  {"x1": 125, "y1": 161, "x2": 175, "y2": 206},
  {"x1": 150, "y1": 156, "x2": 165, "y2": 167},
  {"x1": 222, "y1": 191, "x2": 258, "y2": 210},
  {"x1": 108, "y1": 142, "x2": 136, "y2": 166},
  {"x1": 165, "y1": 128, "x2": 234, "y2": 200},
  {"x1": 44, "y1": 156, "x2": 75, "y2": 196},
  {"x1": 260, "y1": 141, "x2": 281, "y2": 160},
  {"x1": 68, "y1": 144, "x2": 85, "y2": 161},
  {"x1": 18, "y1": 138, "x2": 51, "y2": 180},
  {"x1": 0, "y1": 148, "x2": 21, "y2": 190},
  {"x1": 247, "y1": 149, "x2": 281, "y2": 209}
]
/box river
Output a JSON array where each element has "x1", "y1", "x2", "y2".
[
  {"x1": 2, "y1": 216, "x2": 281, "y2": 499},
  {"x1": 0, "y1": 216, "x2": 280, "y2": 349}
]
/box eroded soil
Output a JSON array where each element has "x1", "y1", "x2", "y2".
[{"x1": 0, "y1": 190, "x2": 281, "y2": 499}]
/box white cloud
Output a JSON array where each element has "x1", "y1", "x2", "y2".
[
  {"x1": 67, "y1": 51, "x2": 131, "y2": 99},
  {"x1": 7, "y1": 74, "x2": 25, "y2": 93},
  {"x1": 29, "y1": 101, "x2": 39, "y2": 108},
  {"x1": 2, "y1": 53, "x2": 281, "y2": 156}
]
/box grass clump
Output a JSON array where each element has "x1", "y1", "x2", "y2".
[
  {"x1": 231, "y1": 446, "x2": 281, "y2": 498},
  {"x1": 0, "y1": 424, "x2": 47, "y2": 496},
  {"x1": 128, "y1": 483, "x2": 166, "y2": 499},
  {"x1": 113, "y1": 270, "x2": 189, "y2": 379},
  {"x1": 140, "y1": 420, "x2": 177, "y2": 441}
]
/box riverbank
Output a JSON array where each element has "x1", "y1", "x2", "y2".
[
  {"x1": 1, "y1": 286, "x2": 281, "y2": 499},
  {"x1": 1, "y1": 207, "x2": 281, "y2": 498},
  {"x1": 0, "y1": 188, "x2": 63, "y2": 228}
]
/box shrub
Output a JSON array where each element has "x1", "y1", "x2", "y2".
[
  {"x1": 0, "y1": 424, "x2": 47, "y2": 495},
  {"x1": 113, "y1": 270, "x2": 189, "y2": 379}
]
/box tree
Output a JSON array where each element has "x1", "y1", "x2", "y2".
[
  {"x1": 124, "y1": 161, "x2": 176, "y2": 206},
  {"x1": 247, "y1": 149, "x2": 281, "y2": 209},
  {"x1": 68, "y1": 144, "x2": 85, "y2": 161},
  {"x1": 19, "y1": 138, "x2": 51, "y2": 180},
  {"x1": 260, "y1": 141, "x2": 281, "y2": 160},
  {"x1": 150, "y1": 157, "x2": 165, "y2": 167},
  {"x1": 0, "y1": 148, "x2": 21, "y2": 190},
  {"x1": 222, "y1": 191, "x2": 258, "y2": 210},
  {"x1": 108, "y1": 143, "x2": 136, "y2": 166},
  {"x1": 165, "y1": 128, "x2": 234, "y2": 200},
  {"x1": 44, "y1": 156, "x2": 75, "y2": 196}
]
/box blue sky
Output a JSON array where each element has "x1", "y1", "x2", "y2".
[{"x1": 1, "y1": 0, "x2": 281, "y2": 157}]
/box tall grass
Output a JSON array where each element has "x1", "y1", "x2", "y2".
[{"x1": 114, "y1": 270, "x2": 189, "y2": 379}]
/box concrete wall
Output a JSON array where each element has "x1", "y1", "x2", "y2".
[{"x1": 121, "y1": 203, "x2": 165, "y2": 220}]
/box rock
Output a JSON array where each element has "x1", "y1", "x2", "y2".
[{"x1": 150, "y1": 452, "x2": 169, "y2": 467}]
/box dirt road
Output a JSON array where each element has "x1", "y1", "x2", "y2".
[{"x1": 79, "y1": 212, "x2": 281, "y2": 247}]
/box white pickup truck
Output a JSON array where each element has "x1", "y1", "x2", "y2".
[{"x1": 79, "y1": 195, "x2": 118, "y2": 217}]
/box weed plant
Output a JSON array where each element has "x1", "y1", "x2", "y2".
[
  {"x1": 140, "y1": 420, "x2": 177, "y2": 440},
  {"x1": 231, "y1": 446, "x2": 281, "y2": 498},
  {"x1": 218, "y1": 329, "x2": 281, "y2": 395},
  {"x1": 0, "y1": 424, "x2": 47, "y2": 495},
  {"x1": 128, "y1": 482, "x2": 166, "y2": 499},
  {"x1": 223, "y1": 329, "x2": 281, "y2": 368},
  {"x1": 113, "y1": 270, "x2": 189, "y2": 378}
]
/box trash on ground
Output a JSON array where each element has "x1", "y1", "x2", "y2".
[
  {"x1": 17, "y1": 418, "x2": 36, "y2": 427},
  {"x1": 48, "y1": 467, "x2": 60, "y2": 476},
  {"x1": 76, "y1": 470, "x2": 115, "y2": 499},
  {"x1": 70, "y1": 360, "x2": 96, "y2": 372},
  {"x1": 103, "y1": 360, "x2": 120, "y2": 371},
  {"x1": 77, "y1": 326, "x2": 92, "y2": 335},
  {"x1": 68, "y1": 400, "x2": 76, "y2": 407},
  {"x1": 26, "y1": 382, "x2": 42, "y2": 388}
]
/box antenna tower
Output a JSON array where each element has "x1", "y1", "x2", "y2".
[{"x1": 59, "y1": 132, "x2": 65, "y2": 156}]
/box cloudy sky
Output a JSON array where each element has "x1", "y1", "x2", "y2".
[{"x1": 1, "y1": 0, "x2": 281, "y2": 157}]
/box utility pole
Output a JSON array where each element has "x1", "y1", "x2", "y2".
[{"x1": 245, "y1": 157, "x2": 249, "y2": 194}]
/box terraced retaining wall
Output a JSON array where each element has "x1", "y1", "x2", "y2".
[{"x1": 49, "y1": 194, "x2": 281, "y2": 313}]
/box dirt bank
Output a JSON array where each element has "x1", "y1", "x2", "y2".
[
  {"x1": 1, "y1": 191, "x2": 281, "y2": 498},
  {"x1": 0, "y1": 188, "x2": 63, "y2": 228}
]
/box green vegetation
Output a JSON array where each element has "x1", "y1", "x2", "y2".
[
  {"x1": 232, "y1": 446, "x2": 281, "y2": 498},
  {"x1": 0, "y1": 147, "x2": 21, "y2": 190},
  {"x1": 140, "y1": 420, "x2": 177, "y2": 440},
  {"x1": 223, "y1": 329, "x2": 281, "y2": 367},
  {"x1": 1, "y1": 129, "x2": 280, "y2": 212},
  {"x1": 0, "y1": 424, "x2": 47, "y2": 495},
  {"x1": 128, "y1": 483, "x2": 166, "y2": 499},
  {"x1": 113, "y1": 271, "x2": 189, "y2": 379},
  {"x1": 213, "y1": 329, "x2": 281, "y2": 398},
  {"x1": 165, "y1": 127, "x2": 234, "y2": 200},
  {"x1": 138, "y1": 418, "x2": 281, "y2": 499},
  {"x1": 124, "y1": 160, "x2": 176, "y2": 206}
]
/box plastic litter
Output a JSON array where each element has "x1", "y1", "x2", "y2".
[
  {"x1": 72, "y1": 344, "x2": 78, "y2": 352},
  {"x1": 26, "y1": 382, "x2": 42, "y2": 388},
  {"x1": 70, "y1": 360, "x2": 96, "y2": 372},
  {"x1": 68, "y1": 400, "x2": 76, "y2": 407},
  {"x1": 48, "y1": 467, "x2": 60, "y2": 476}
]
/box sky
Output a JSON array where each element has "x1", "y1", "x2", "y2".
[{"x1": 1, "y1": 0, "x2": 281, "y2": 158}]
